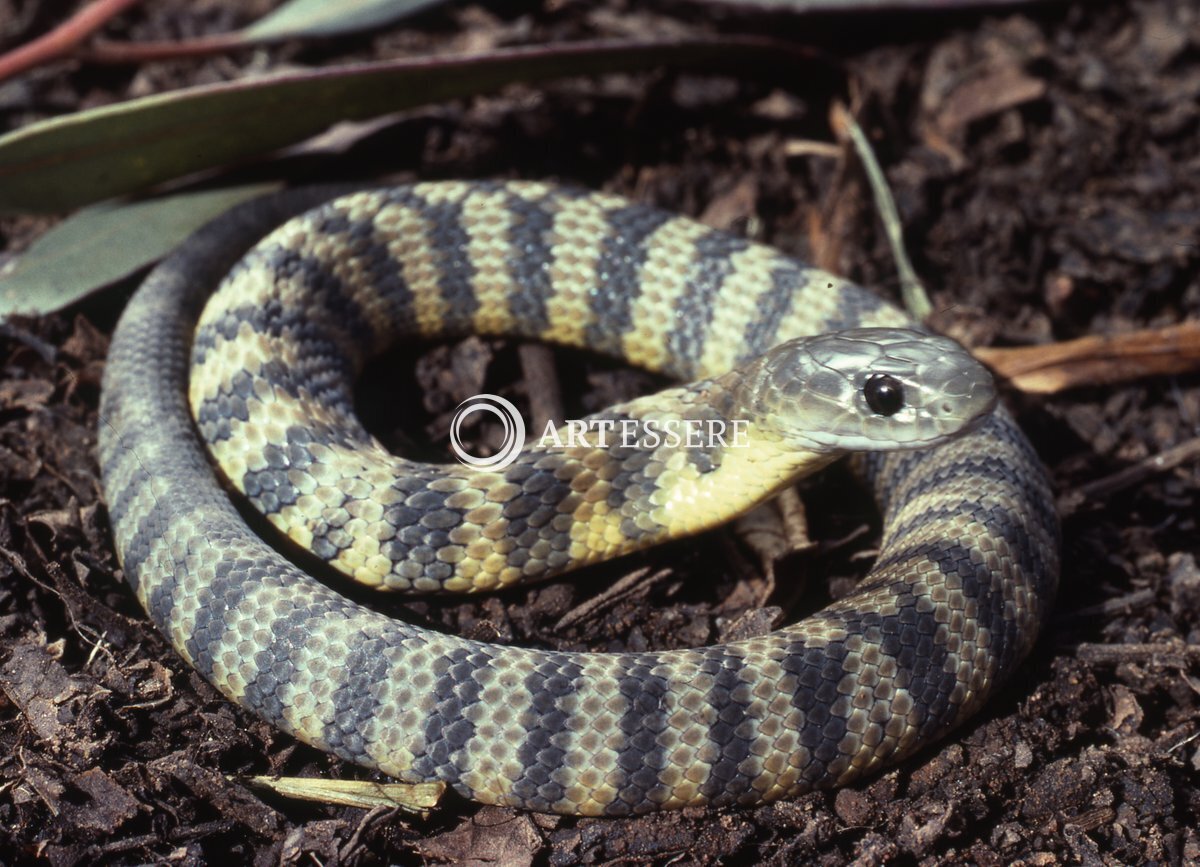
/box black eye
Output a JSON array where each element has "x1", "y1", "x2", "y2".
[{"x1": 864, "y1": 374, "x2": 904, "y2": 416}]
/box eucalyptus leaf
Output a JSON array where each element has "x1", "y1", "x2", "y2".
[
  {"x1": 0, "y1": 184, "x2": 278, "y2": 318},
  {"x1": 701, "y1": 0, "x2": 1043, "y2": 7},
  {"x1": 242, "y1": 0, "x2": 447, "y2": 40},
  {"x1": 0, "y1": 37, "x2": 805, "y2": 215}
]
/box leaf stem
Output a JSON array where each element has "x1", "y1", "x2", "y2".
[{"x1": 0, "y1": 0, "x2": 141, "y2": 84}]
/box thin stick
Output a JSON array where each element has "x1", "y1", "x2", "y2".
[
  {"x1": 0, "y1": 0, "x2": 140, "y2": 84},
  {"x1": 554, "y1": 567, "x2": 670, "y2": 631},
  {"x1": 518, "y1": 343, "x2": 564, "y2": 434},
  {"x1": 84, "y1": 33, "x2": 248, "y2": 64},
  {"x1": 975, "y1": 321, "x2": 1200, "y2": 394},
  {"x1": 1076, "y1": 436, "x2": 1200, "y2": 502},
  {"x1": 1076, "y1": 642, "x2": 1200, "y2": 666},
  {"x1": 1057, "y1": 587, "x2": 1156, "y2": 622}
]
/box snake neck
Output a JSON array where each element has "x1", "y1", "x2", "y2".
[{"x1": 530, "y1": 378, "x2": 838, "y2": 570}]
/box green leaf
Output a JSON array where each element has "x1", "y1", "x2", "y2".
[
  {"x1": 0, "y1": 37, "x2": 808, "y2": 215},
  {"x1": 698, "y1": 0, "x2": 1041, "y2": 8},
  {"x1": 242, "y1": 0, "x2": 446, "y2": 40},
  {"x1": 0, "y1": 184, "x2": 277, "y2": 318}
]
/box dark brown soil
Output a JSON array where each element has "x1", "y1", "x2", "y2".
[{"x1": 1, "y1": 0, "x2": 1198, "y2": 864}]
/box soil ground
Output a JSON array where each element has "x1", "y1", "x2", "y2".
[{"x1": 1, "y1": 0, "x2": 1198, "y2": 864}]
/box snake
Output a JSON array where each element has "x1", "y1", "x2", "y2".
[{"x1": 98, "y1": 181, "x2": 1059, "y2": 816}]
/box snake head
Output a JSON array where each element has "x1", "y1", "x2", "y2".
[{"x1": 736, "y1": 327, "x2": 998, "y2": 453}]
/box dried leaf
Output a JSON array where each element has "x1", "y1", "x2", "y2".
[
  {"x1": 415, "y1": 807, "x2": 541, "y2": 867},
  {"x1": 242, "y1": 774, "x2": 445, "y2": 814},
  {"x1": 934, "y1": 67, "x2": 1046, "y2": 136}
]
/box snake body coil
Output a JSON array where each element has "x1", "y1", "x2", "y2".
[{"x1": 99, "y1": 182, "x2": 1059, "y2": 815}]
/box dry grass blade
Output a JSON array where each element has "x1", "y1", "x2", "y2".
[{"x1": 830, "y1": 101, "x2": 933, "y2": 320}]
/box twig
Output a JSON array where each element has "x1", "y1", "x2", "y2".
[
  {"x1": 1055, "y1": 587, "x2": 1156, "y2": 622},
  {"x1": 783, "y1": 140, "x2": 842, "y2": 159},
  {"x1": 518, "y1": 343, "x2": 564, "y2": 434},
  {"x1": 96, "y1": 820, "x2": 238, "y2": 855},
  {"x1": 1162, "y1": 728, "x2": 1200, "y2": 756},
  {"x1": 0, "y1": 0, "x2": 140, "y2": 84},
  {"x1": 1062, "y1": 435, "x2": 1200, "y2": 512},
  {"x1": 339, "y1": 805, "x2": 400, "y2": 861},
  {"x1": 975, "y1": 321, "x2": 1200, "y2": 394},
  {"x1": 84, "y1": 33, "x2": 248, "y2": 64},
  {"x1": 1076, "y1": 642, "x2": 1200, "y2": 666},
  {"x1": 0, "y1": 321, "x2": 58, "y2": 364},
  {"x1": 830, "y1": 101, "x2": 933, "y2": 320},
  {"x1": 554, "y1": 567, "x2": 670, "y2": 631}
]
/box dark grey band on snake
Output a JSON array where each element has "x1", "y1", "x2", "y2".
[{"x1": 98, "y1": 182, "x2": 1060, "y2": 816}]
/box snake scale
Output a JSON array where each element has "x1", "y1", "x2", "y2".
[{"x1": 99, "y1": 181, "x2": 1059, "y2": 816}]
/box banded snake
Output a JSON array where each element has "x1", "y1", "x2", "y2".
[{"x1": 98, "y1": 181, "x2": 1060, "y2": 816}]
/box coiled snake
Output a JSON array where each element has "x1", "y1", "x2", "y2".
[{"x1": 99, "y1": 181, "x2": 1059, "y2": 816}]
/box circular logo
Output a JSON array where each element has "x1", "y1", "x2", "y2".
[{"x1": 449, "y1": 394, "x2": 526, "y2": 471}]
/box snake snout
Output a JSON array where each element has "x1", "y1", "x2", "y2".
[{"x1": 748, "y1": 327, "x2": 997, "y2": 454}]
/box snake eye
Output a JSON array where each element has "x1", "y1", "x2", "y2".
[{"x1": 864, "y1": 374, "x2": 904, "y2": 416}]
